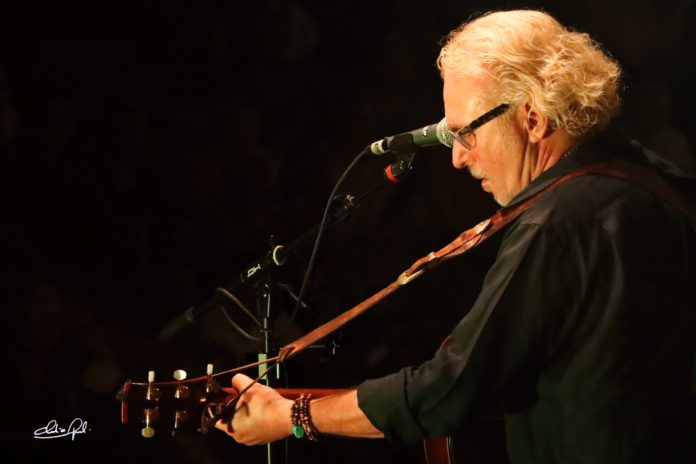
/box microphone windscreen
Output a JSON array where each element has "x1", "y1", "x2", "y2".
[{"x1": 436, "y1": 118, "x2": 455, "y2": 148}]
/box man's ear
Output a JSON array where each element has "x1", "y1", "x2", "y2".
[{"x1": 522, "y1": 102, "x2": 551, "y2": 142}]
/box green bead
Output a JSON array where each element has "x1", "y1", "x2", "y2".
[{"x1": 292, "y1": 425, "x2": 305, "y2": 439}]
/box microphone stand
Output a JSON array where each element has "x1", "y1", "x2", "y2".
[
  {"x1": 158, "y1": 149, "x2": 417, "y2": 342},
  {"x1": 158, "y1": 193, "x2": 357, "y2": 341},
  {"x1": 157, "y1": 145, "x2": 418, "y2": 464}
]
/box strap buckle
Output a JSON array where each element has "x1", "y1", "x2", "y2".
[
  {"x1": 397, "y1": 268, "x2": 424, "y2": 285},
  {"x1": 397, "y1": 252, "x2": 437, "y2": 286}
]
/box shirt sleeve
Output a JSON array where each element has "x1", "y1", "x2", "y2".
[{"x1": 357, "y1": 218, "x2": 591, "y2": 445}]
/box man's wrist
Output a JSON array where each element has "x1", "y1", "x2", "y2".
[{"x1": 290, "y1": 394, "x2": 321, "y2": 441}]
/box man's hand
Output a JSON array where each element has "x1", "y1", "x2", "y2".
[{"x1": 214, "y1": 373, "x2": 294, "y2": 445}]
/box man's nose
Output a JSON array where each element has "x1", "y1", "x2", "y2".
[{"x1": 451, "y1": 141, "x2": 470, "y2": 169}]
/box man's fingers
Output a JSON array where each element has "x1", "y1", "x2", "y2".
[
  {"x1": 231, "y1": 373, "x2": 256, "y2": 393},
  {"x1": 214, "y1": 419, "x2": 230, "y2": 433},
  {"x1": 215, "y1": 402, "x2": 248, "y2": 435},
  {"x1": 230, "y1": 374, "x2": 256, "y2": 413}
]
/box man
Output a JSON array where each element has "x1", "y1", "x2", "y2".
[{"x1": 216, "y1": 10, "x2": 696, "y2": 463}]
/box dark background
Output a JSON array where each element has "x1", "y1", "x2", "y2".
[{"x1": 3, "y1": 1, "x2": 694, "y2": 462}]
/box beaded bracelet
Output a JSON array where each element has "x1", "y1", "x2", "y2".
[{"x1": 290, "y1": 394, "x2": 321, "y2": 441}]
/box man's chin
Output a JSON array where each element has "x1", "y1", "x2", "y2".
[
  {"x1": 492, "y1": 190, "x2": 513, "y2": 207},
  {"x1": 473, "y1": 174, "x2": 506, "y2": 205},
  {"x1": 481, "y1": 182, "x2": 509, "y2": 206},
  {"x1": 493, "y1": 195, "x2": 507, "y2": 206}
]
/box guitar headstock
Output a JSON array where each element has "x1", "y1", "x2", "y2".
[
  {"x1": 116, "y1": 364, "x2": 236, "y2": 438},
  {"x1": 117, "y1": 360, "x2": 348, "y2": 439}
]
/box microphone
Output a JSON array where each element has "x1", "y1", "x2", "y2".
[{"x1": 368, "y1": 118, "x2": 454, "y2": 155}]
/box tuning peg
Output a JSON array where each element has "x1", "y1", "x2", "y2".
[
  {"x1": 172, "y1": 410, "x2": 189, "y2": 436},
  {"x1": 173, "y1": 369, "x2": 189, "y2": 399},
  {"x1": 145, "y1": 371, "x2": 161, "y2": 401},
  {"x1": 205, "y1": 363, "x2": 220, "y2": 394},
  {"x1": 141, "y1": 407, "x2": 159, "y2": 438}
]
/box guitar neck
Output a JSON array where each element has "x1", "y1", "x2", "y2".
[{"x1": 274, "y1": 388, "x2": 352, "y2": 399}]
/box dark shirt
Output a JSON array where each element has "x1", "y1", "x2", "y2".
[{"x1": 357, "y1": 132, "x2": 696, "y2": 463}]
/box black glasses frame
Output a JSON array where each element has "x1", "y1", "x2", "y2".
[{"x1": 448, "y1": 103, "x2": 510, "y2": 149}]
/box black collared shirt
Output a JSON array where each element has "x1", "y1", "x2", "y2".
[{"x1": 357, "y1": 132, "x2": 696, "y2": 463}]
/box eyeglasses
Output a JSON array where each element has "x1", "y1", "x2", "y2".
[{"x1": 444, "y1": 103, "x2": 510, "y2": 150}]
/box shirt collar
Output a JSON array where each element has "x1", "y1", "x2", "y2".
[
  {"x1": 503, "y1": 144, "x2": 601, "y2": 208},
  {"x1": 502, "y1": 128, "x2": 655, "y2": 209},
  {"x1": 501, "y1": 126, "x2": 696, "y2": 218}
]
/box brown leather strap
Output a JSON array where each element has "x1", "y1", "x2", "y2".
[{"x1": 278, "y1": 158, "x2": 686, "y2": 361}]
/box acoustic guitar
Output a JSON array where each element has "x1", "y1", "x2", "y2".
[{"x1": 117, "y1": 364, "x2": 455, "y2": 464}]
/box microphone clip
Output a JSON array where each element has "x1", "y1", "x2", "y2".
[{"x1": 384, "y1": 147, "x2": 416, "y2": 184}]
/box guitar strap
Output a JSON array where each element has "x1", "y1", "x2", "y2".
[
  {"x1": 278, "y1": 158, "x2": 692, "y2": 361},
  {"x1": 207, "y1": 157, "x2": 692, "y2": 433}
]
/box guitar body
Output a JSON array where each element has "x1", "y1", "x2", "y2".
[
  {"x1": 423, "y1": 437, "x2": 454, "y2": 464},
  {"x1": 424, "y1": 417, "x2": 509, "y2": 464}
]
